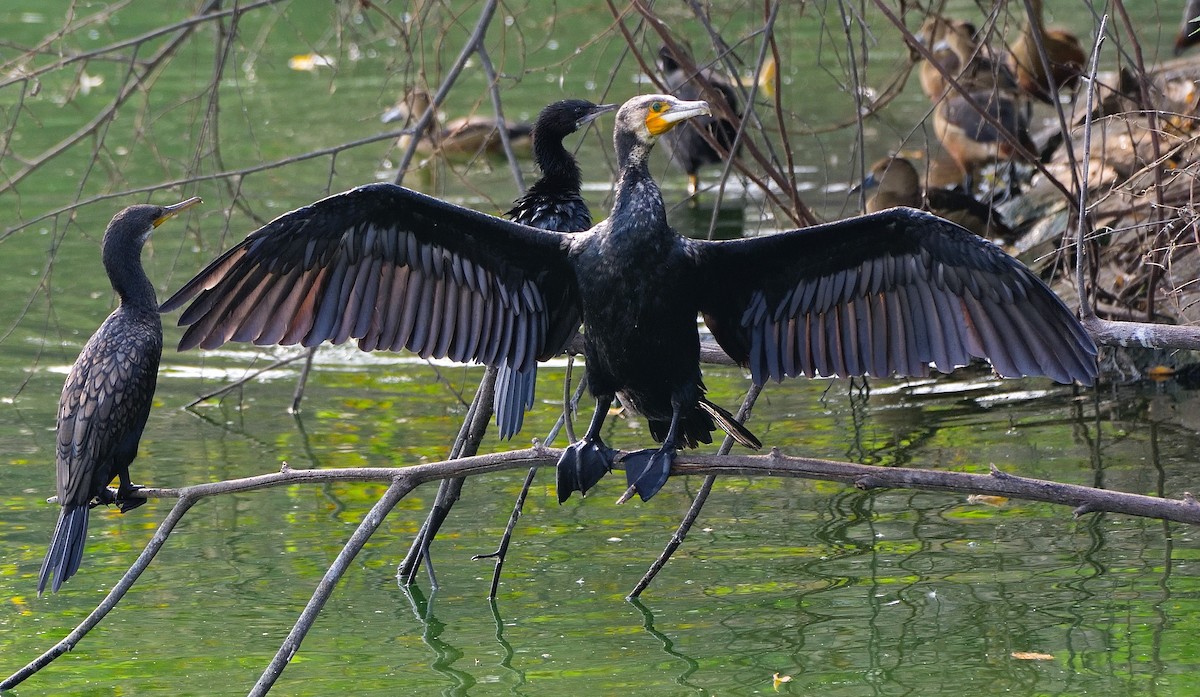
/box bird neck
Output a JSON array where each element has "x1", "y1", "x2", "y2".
[
  {"x1": 533, "y1": 131, "x2": 583, "y2": 192},
  {"x1": 610, "y1": 134, "x2": 668, "y2": 237},
  {"x1": 103, "y1": 234, "x2": 157, "y2": 312}
]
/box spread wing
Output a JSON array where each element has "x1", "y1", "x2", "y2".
[
  {"x1": 161, "y1": 183, "x2": 581, "y2": 371},
  {"x1": 691, "y1": 207, "x2": 1096, "y2": 385}
]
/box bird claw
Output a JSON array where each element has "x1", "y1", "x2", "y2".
[
  {"x1": 621, "y1": 446, "x2": 677, "y2": 502},
  {"x1": 116, "y1": 484, "x2": 145, "y2": 513},
  {"x1": 555, "y1": 438, "x2": 616, "y2": 503}
]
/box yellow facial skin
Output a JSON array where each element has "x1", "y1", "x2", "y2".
[{"x1": 644, "y1": 98, "x2": 711, "y2": 136}]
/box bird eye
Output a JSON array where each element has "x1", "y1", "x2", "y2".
[{"x1": 650, "y1": 101, "x2": 665, "y2": 113}]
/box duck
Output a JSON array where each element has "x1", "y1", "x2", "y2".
[
  {"x1": 381, "y1": 87, "x2": 533, "y2": 161},
  {"x1": 160, "y1": 94, "x2": 1096, "y2": 504},
  {"x1": 933, "y1": 87, "x2": 1037, "y2": 188},
  {"x1": 857, "y1": 156, "x2": 1016, "y2": 242},
  {"x1": 1008, "y1": 0, "x2": 1085, "y2": 103},
  {"x1": 918, "y1": 16, "x2": 1017, "y2": 100}
]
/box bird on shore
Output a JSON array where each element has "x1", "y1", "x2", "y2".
[
  {"x1": 1008, "y1": 0, "x2": 1084, "y2": 104},
  {"x1": 917, "y1": 17, "x2": 1017, "y2": 101},
  {"x1": 494, "y1": 98, "x2": 617, "y2": 438},
  {"x1": 933, "y1": 87, "x2": 1037, "y2": 190},
  {"x1": 381, "y1": 87, "x2": 533, "y2": 162},
  {"x1": 39, "y1": 196, "x2": 201, "y2": 594},
  {"x1": 857, "y1": 156, "x2": 1016, "y2": 243},
  {"x1": 161, "y1": 93, "x2": 1096, "y2": 505}
]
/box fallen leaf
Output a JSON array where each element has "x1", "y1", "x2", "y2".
[
  {"x1": 1011, "y1": 651, "x2": 1054, "y2": 661},
  {"x1": 967, "y1": 494, "x2": 1009, "y2": 507}
]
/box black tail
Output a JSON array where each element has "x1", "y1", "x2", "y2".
[
  {"x1": 698, "y1": 398, "x2": 761, "y2": 449},
  {"x1": 494, "y1": 362, "x2": 536, "y2": 440},
  {"x1": 38, "y1": 505, "x2": 90, "y2": 595}
]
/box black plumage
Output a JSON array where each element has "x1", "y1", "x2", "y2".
[
  {"x1": 493, "y1": 99, "x2": 616, "y2": 439},
  {"x1": 658, "y1": 46, "x2": 742, "y2": 198},
  {"x1": 160, "y1": 94, "x2": 1096, "y2": 506},
  {"x1": 39, "y1": 197, "x2": 200, "y2": 594}
]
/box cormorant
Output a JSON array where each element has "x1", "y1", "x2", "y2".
[
  {"x1": 38, "y1": 196, "x2": 201, "y2": 594},
  {"x1": 1177, "y1": 0, "x2": 1200, "y2": 55},
  {"x1": 494, "y1": 98, "x2": 617, "y2": 438},
  {"x1": 381, "y1": 88, "x2": 533, "y2": 161},
  {"x1": 160, "y1": 94, "x2": 1096, "y2": 505},
  {"x1": 857, "y1": 156, "x2": 1015, "y2": 243},
  {"x1": 658, "y1": 46, "x2": 742, "y2": 198}
]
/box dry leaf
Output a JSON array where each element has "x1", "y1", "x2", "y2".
[{"x1": 1011, "y1": 651, "x2": 1054, "y2": 661}]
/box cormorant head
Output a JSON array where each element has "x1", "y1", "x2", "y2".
[
  {"x1": 104, "y1": 197, "x2": 202, "y2": 248},
  {"x1": 615, "y1": 94, "x2": 711, "y2": 145},
  {"x1": 534, "y1": 99, "x2": 619, "y2": 141}
]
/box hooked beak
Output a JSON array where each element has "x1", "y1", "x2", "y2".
[
  {"x1": 154, "y1": 197, "x2": 202, "y2": 228},
  {"x1": 646, "y1": 98, "x2": 711, "y2": 136},
  {"x1": 577, "y1": 103, "x2": 618, "y2": 129}
]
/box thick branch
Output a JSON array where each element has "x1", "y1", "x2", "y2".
[{"x1": 114, "y1": 447, "x2": 1200, "y2": 525}]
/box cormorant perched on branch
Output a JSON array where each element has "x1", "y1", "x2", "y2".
[
  {"x1": 494, "y1": 98, "x2": 617, "y2": 438},
  {"x1": 39, "y1": 196, "x2": 201, "y2": 594},
  {"x1": 161, "y1": 94, "x2": 1096, "y2": 506}
]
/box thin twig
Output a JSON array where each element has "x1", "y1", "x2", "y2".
[
  {"x1": 249, "y1": 477, "x2": 416, "y2": 695},
  {"x1": 627, "y1": 382, "x2": 763, "y2": 598}
]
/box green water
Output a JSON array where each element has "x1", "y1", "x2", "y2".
[{"x1": 2, "y1": 1, "x2": 1199, "y2": 695}]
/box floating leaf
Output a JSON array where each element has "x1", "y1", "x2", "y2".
[
  {"x1": 1011, "y1": 651, "x2": 1054, "y2": 661},
  {"x1": 967, "y1": 494, "x2": 1009, "y2": 507},
  {"x1": 288, "y1": 53, "x2": 335, "y2": 72}
]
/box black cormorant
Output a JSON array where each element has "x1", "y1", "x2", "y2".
[
  {"x1": 160, "y1": 94, "x2": 1096, "y2": 505},
  {"x1": 1177, "y1": 0, "x2": 1200, "y2": 55},
  {"x1": 38, "y1": 196, "x2": 201, "y2": 594},
  {"x1": 658, "y1": 46, "x2": 742, "y2": 198},
  {"x1": 493, "y1": 98, "x2": 617, "y2": 438}
]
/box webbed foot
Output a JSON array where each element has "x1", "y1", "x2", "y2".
[
  {"x1": 116, "y1": 484, "x2": 146, "y2": 513},
  {"x1": 621, "y1": 446, "x2": 677, "y2": 502},
  {"x1": 556, "y1": 438, "x2": 616, "y2": 503}
]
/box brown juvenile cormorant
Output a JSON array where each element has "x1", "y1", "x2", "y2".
[
  {"x1": 38, "y1": 196, "x2": 201, "y2": 594},
  {"x1": 658, "y1": 46, "x2": 742, "y2": 198},
  {"x1": 493, "y1": 98, "x2": 617, "y2": 438},
  {"x1": 160, "y1": 94, "x2": 1096, "y2": 505}
]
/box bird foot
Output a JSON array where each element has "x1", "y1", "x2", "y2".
[
  {"x1": 620, "y1": 446, "x2": 677, "y2": 502},
  {"x1": 555, "y1": 438, "x2": 616, "y2": 503},
  {"x1": 115, "y1": 484, "x2": 146, "y2": 513}
]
